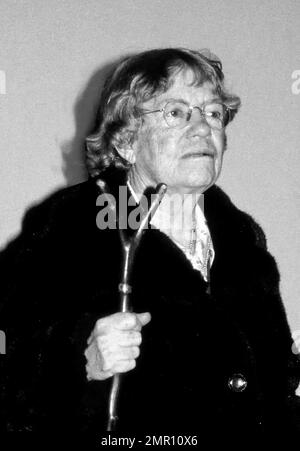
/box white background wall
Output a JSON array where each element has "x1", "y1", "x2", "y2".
[{"x1": 0, "y1": 0, "x2": 299, "y2": 332}]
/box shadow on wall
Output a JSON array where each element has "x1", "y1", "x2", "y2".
[
  {"x1": 1, "y1": 56, "x2": 131, "y2": 248},
  {"x1": 60, "y1": 56, "x2": 127, "y2": 185}
]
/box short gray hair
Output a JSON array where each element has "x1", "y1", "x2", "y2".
[{"x1": 86, "y1": 47, "x2": 241, "y2": 178}]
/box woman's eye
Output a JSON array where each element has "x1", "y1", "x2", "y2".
[
  {"x1": 206, "y1": 104, "x2": 224, "y2": 120},
  {"x1": 209, "y1": 110, "x2": 222, "y2": 119},
  {"x1": 168, "y1": 107, "x2": 184, "y2": 118}
]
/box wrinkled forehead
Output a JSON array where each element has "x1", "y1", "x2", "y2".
[
  {"x1": 146, "y1": 68, "x2": 220, "y2": 108},
  {"x1": 169, "y1": 67, "x2": 213, "y2": 88}
]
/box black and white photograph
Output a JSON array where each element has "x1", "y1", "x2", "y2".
[{"x1": 0, "y1": 0, "x2": 299, "y2": 443}]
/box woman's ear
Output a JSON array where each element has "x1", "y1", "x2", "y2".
[
  {"x1": 115, "y1": 145, "x2": 136, "y2": 164},
  {"x1": 113, "y1": 130, "x2": 136, "y2": 164}
]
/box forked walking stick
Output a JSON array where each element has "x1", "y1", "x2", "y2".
[{"x1": 96, "y1": 178, "x2": 167, "y2": 431}]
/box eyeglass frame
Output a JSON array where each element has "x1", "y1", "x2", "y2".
[{"x1": 141, "y1": 99, "x2": 231, "y2": 130}]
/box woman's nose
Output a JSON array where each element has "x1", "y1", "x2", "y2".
[{"x1": 189, "y1": 109, "x2": 211, "y2": 136}]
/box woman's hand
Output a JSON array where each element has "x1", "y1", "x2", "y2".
[{"x1": 84, "y1": 311, "x2": 151, "y2": 380}]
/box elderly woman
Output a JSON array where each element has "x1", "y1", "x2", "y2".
[{"x1": 0, "y1": 48, "x2": 299, "y2": 438}]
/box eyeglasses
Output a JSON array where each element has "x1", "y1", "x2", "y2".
[{"x1": 142, "y1": 100, "x2": 230, "y2": 130}]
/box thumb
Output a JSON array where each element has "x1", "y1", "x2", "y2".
[{"x1": 136, "y1": 312, "x2": 151, "y2": 327}]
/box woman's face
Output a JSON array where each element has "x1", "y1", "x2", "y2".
[{"x1": 130, "y1": 69, "x2": 226, "y2": 195}]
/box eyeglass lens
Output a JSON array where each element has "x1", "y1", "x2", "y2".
[{"x1": 164, "y1": 101, "x2": 227, "y2": 129}]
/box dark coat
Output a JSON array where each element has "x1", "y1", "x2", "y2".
[{"x1": 0, "y1": 177, "x2": 299, "y2": 438}]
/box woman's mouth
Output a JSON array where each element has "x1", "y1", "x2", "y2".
[{"x1": 181, "y1": 150, "x2": 214, "y2": 159}]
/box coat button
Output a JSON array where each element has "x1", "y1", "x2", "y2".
[{"x1": 228, "y1": 374, "x2": 248, "y2": 392}]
